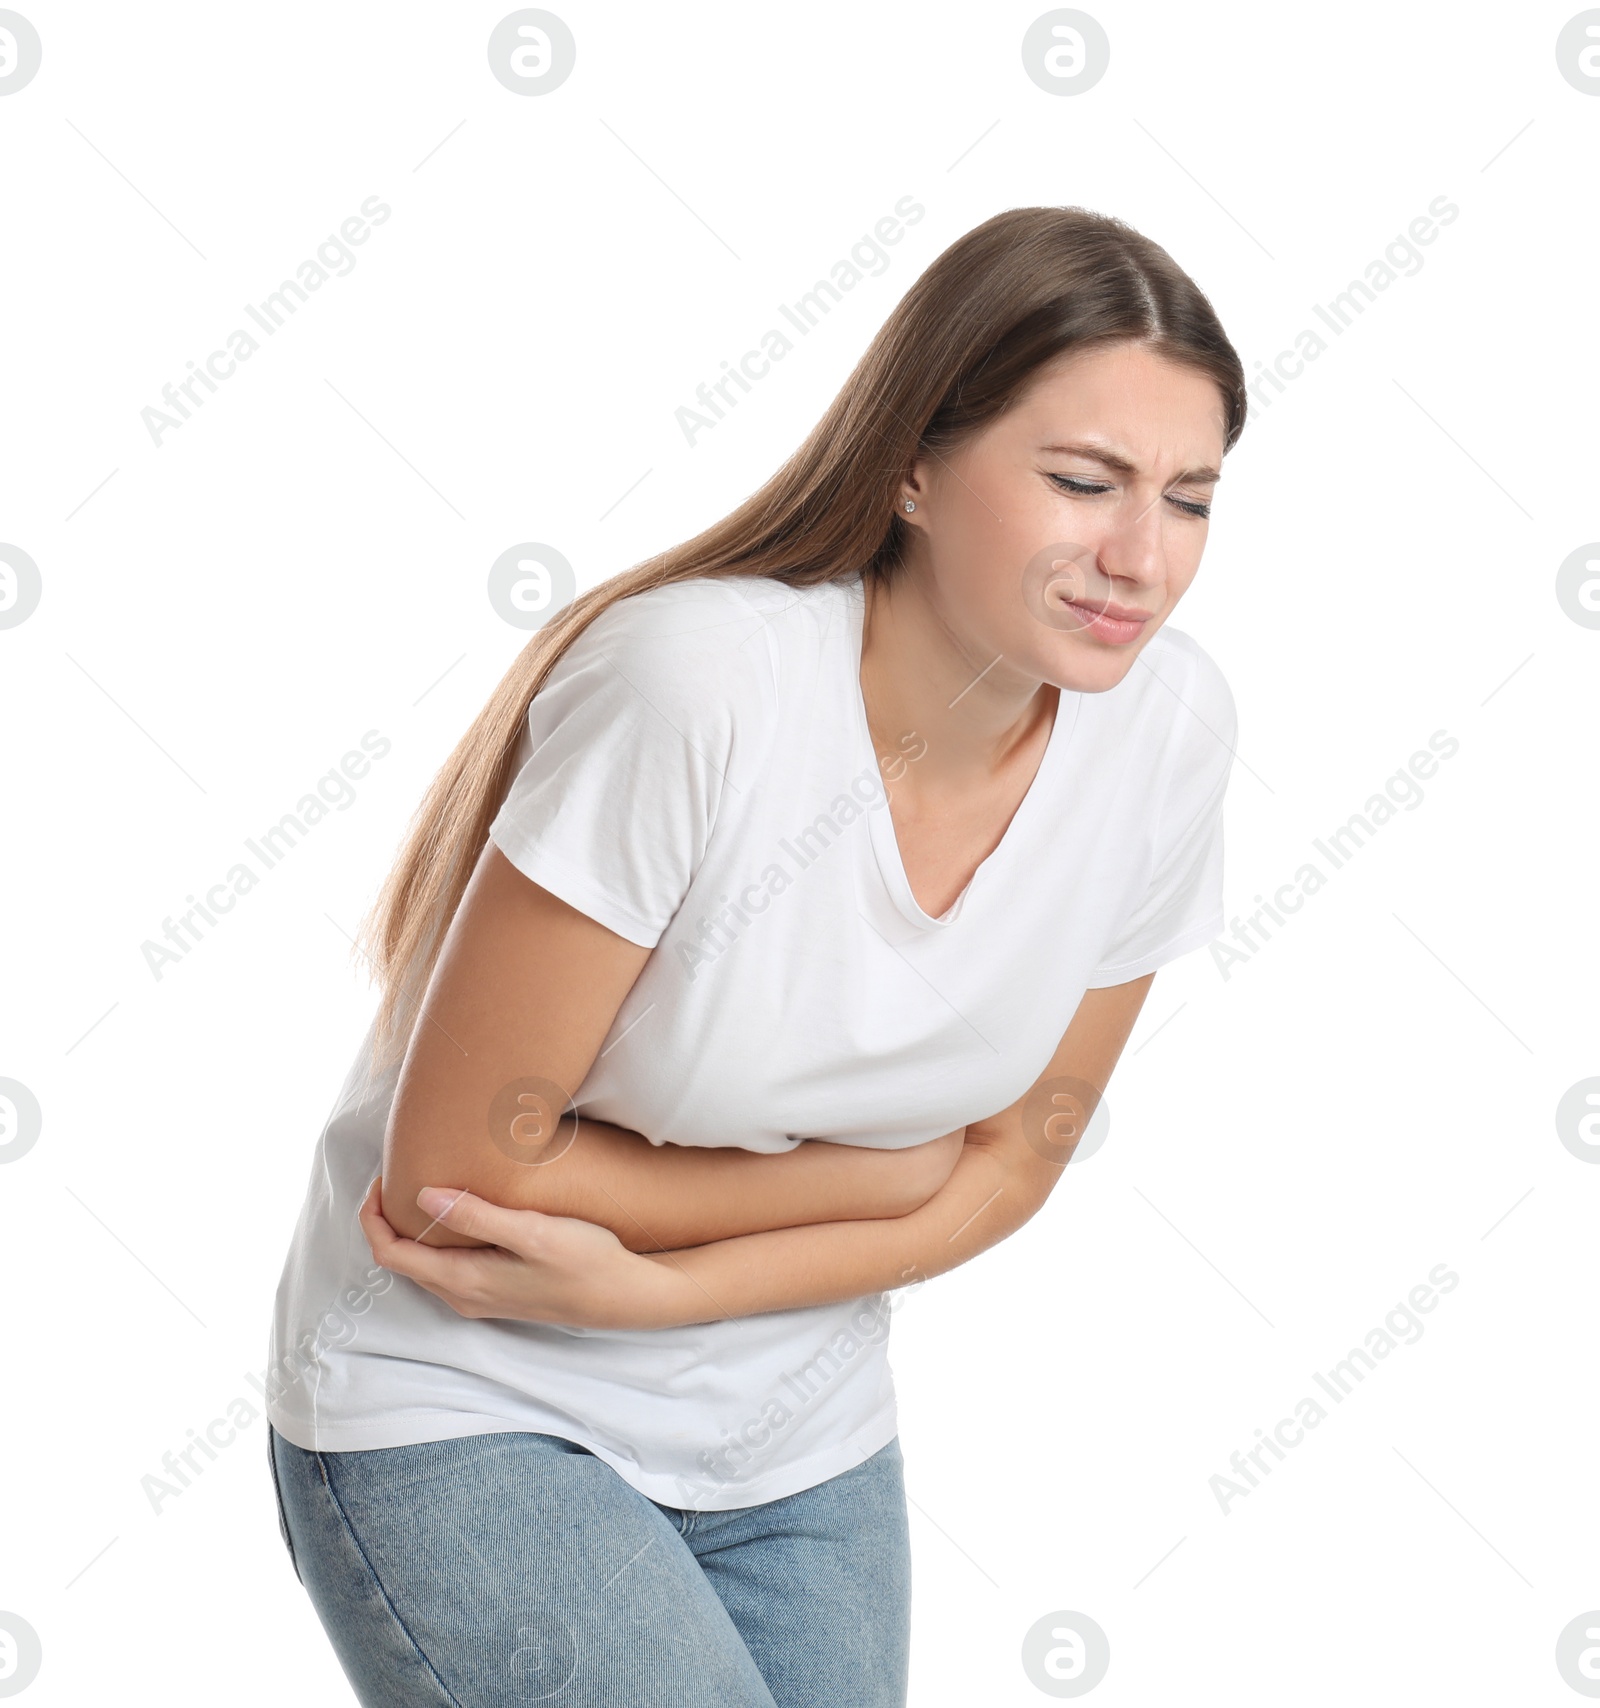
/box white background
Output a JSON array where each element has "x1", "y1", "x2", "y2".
[{"x1": 2, "y1": 2, "x2": 1596, "y2": 1703}]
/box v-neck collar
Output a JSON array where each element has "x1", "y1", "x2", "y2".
[{"x1": 843, "y1": 575, "x2": 1083, "y2": 932}]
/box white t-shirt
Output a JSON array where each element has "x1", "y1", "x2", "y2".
[{"x1": 267, "y1": 571, "x2": 1236, "y2": 1508}]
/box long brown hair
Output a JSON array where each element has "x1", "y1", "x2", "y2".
[{"x1": 357, "y1": 204, "x2": 1248, "y2": 1068}]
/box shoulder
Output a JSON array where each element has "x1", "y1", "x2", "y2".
[
  {"x1": 555, "y1": 577, "x2": 768, "y2": 698},
  {"x1": 1136, "y1": 624, "x2": 1234, "y2": 718},
  {"x1": 1135, "y1": 624, "x2": 1237, "y2": 762},
  {"x1": 560, "y1": 573, "x2": 850, "y2": 704},
  {"x1": 572, "y1": 575, "x2": 773, "y2": 663},
  {"x1": 1087, "y1": 626, "x2": 1237, "y2": 830},
  {"x1": 531, "y1": 576, "x2": 804, "y2": 779}
]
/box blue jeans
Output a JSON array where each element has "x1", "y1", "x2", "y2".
[{"x1": 268, "y1": 1425, "x2": 911, "y2": 1707}]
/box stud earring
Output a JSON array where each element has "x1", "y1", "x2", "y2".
[{"x1": 903, "y1": 500, "x2": 916, "y2": 512}]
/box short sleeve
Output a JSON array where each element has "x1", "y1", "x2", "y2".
[
  {"x1": 488, "y1": 581, "x2": 771, "y2": 948},
  {"x1": 1083, "y1": 641, "x2": 1238, "y2": 987}
]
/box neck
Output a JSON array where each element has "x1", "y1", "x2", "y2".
[{"x1": 859, "y1": 571, "x2": 1058, "y2": 792}]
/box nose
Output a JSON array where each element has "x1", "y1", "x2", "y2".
[{"x1": 1093, "y1": 491, "x2": 1168, "y2": 594}]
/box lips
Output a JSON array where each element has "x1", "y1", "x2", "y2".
[
  {"x1": 1064, "y1": 598, "x2": 1152, "y2": 624},
  {"x1": 1061, "y1": 600, "x2": 1150, "y2": 644}
]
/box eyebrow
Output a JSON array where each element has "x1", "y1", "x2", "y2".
[{"x1": 1038, "y1": 441, "x2": 1222, "y2": 486}]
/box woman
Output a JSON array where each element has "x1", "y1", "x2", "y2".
[{"x1": 266, "y1": 204, "x2": 1245, "y2": 1706}]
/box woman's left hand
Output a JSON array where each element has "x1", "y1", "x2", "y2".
[{"x1": 359, "y1": 1178, "x2": 692, "y2": 1330}]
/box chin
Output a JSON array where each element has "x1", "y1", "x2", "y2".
[{"x1": 1036, "y1": 636, "x2": 1148, "y2": 694}]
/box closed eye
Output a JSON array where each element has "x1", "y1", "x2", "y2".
[{"x1": 1048, "y1": 472, "x2": 1211, "y2": 520}]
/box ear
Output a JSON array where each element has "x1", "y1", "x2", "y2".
[{"x1": 898, "y1": 460, "x2": 932, "y2": 520}]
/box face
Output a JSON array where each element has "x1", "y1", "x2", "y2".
[{"x1": 900, "y1": 340, "x2": 1229, "y2": 695}]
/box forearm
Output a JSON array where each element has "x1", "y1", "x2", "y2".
[
  {"x1": 383, "y1": 1117, "x2": 962, "y2": 1253},
  {"x1": 638, "y1": 1133, "x2": 1052, "y2": 1325},
  {"x1": 368, "y1": 978, "x2": 1145, "y2": 1334}
]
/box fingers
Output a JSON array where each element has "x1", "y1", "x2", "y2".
[
  {"x1": 355, "y1": 1176, "x2": 409, "y2": 1268},
  {"x1": 358, "y1": 1176, "x2": 501, "y2": 1304},
  {"x1": 415, "y1": 1185, "x2": 552, "y2": 1256},
  {"x1": 370, "y1": 1220, "x2": 499, "y2": 1303},
  {"x1": 358, "y1": 1175, "x2": 405, "y2": 1260}
]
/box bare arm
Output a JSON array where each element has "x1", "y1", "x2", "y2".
[
  {"x1": 635, "y1": 973, "x2": 1155, "y2": 1322},
  {"x1": 381, "y1": 842, "x2": 962, "y2": 1252}
]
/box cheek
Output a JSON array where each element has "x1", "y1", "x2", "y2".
[
  {"x1": 940, "y1": 477, "x2": 1055, "y2": 595},
  {"x1": 1163, "y1": 534, "x2": 1207, "y2": 599}
]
